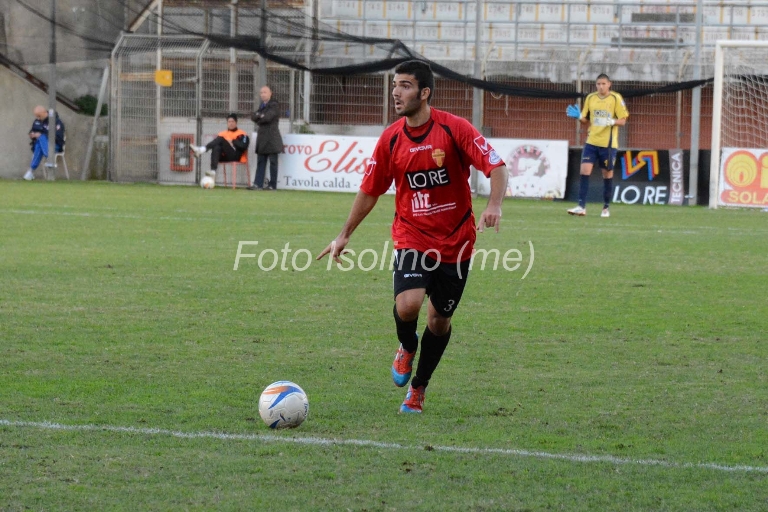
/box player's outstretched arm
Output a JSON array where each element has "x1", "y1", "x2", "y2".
[
  {"x1": 477, "y1": 165, "x2": 508, "y2": 233},
  {"x1": 316, "y1": 190, "x2": 379, "y2": 263}
]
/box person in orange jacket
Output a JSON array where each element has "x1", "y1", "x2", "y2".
[{"x1": 191, "y1": 113, "x2": 250, "y2": 178}]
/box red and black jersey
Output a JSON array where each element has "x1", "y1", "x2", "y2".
[{"x1": 361, "y1": 108, "x2": 505, "y2": 263}]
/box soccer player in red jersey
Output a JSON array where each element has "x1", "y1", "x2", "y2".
[{"x1": 316, "y1": 60, "x2": 508, "y2": 413}]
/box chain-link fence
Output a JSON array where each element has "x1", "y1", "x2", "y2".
[
  {"x1": 111, "y1": 34, "x2": 714, "y2": 184},
  {"x1": 112, "y1": 0, "x2": 763, "y2": 184},
  {"x1": 111, "y1": 35, "x2": 304, "y2": 184}
]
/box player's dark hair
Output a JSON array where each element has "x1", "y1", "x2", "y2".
[
  {"x1": 596, "y1": 73, "x2": 611, "y2": 82},
  {"x1": 394, "y1": 60, "x2": 434, "y2": 103},
  {"x1": 227, "y1": 112, "x2": 238, "y2": 122}
]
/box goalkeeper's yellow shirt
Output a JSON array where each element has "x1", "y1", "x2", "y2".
[{"x1": 581, "y1": 91, "x2": 629, "y2": 148}]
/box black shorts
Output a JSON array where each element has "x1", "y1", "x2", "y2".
[
  {"x1": 392, "y1": 249, "x2": 471, "y2": 318},
  {"x1": 581, "y1": 143, "x2": 617, "y2": 171}
]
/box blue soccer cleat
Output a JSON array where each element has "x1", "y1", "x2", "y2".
[{"x1": 391, "y1": 344, "x2": 415, "y2": 387}]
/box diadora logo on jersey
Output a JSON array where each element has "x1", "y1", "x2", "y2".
[
  {"x1": 488, "y1": 150, "x2": 502, "y2": 165},
  {"x1": 409, "y1": 144, "x2": 433, "y2": 153},
  {"x1": 405, "y1": 168, "x2": 451, "y2": 190},
  {"x1": 365, "y1": 158, "x2": 376, "y2": 176},
  {"x1": 474, "y1": 135, "x2": 491, "y2": 155}
]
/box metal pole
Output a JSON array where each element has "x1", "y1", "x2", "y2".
[
  {"x1": 195, "y1": 40, "x2": 210, "y2": 185},
  {"x1": 253, "y1": 60, "x2": 259, "y2": 111},
  {"x1": 688, "y1": 0, "x2": 703, "y2": 205},
  {"x1": 470, "y1": 0, "x2": 483, "y2": 195},
  {"x1": 383, "y1": 71, "x2": 390, "y2": 127},
  {"x1": 675, "y1": 53, "x2": 690, "y2": 151},
  {"x1": 46, "y1": 0, "x2": 57, "y2": 181},
  {"x1": 110, "y1": 34, "x2": 124, "y2": 182},
  {"x1": 229, "y1": 1, "x2": 238, "y2": 113},
  {"x1": 289, "y1": 69, "x2": 295, "y2": 133},
  {"x1": 156, "y1": 0, "x2": 163, "y2": 182},
  {"x1": 709, "y1": 42, "x2": 725, "y2": 209},
  {"x1": 576, "y1": 51, "x2": 585, "y2": 144},
  {"x1": 258, "y1": 0, "x2": 267, "y2": 87},
  {"x1": 303, "y1": 0, "x2": 316, "y2": 126},
  {"x1": 81, "y1": 66, "x2": 110, "y2": 180}
]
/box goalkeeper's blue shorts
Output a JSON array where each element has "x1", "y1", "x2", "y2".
[{"x1": 581, "y1": 144, "x2": 617, "y2": 171}]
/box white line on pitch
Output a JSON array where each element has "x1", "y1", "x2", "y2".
[{"x1": 2, "y1": 419, "x2": 766, "y2": 474}]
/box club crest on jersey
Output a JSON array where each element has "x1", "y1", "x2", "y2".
[
  {"x1": 432, "y1": 148, "x2": 445, "y2": 167},
  {"x1": 474, "y1": 135, "x2": 491, "y2": 155}
]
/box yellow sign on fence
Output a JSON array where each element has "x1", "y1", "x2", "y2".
[{"x1": 154, "y1": 70, "x2": 173, "y2": 87}]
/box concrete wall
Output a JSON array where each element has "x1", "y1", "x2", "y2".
[
  {"x1": 2, "y1": 1, "x2": 112, "y2": 65},
  {"x1": 1, "y1": 0, "x2": 123, "y2": 96},
  {"x1": 0, "y1": 64, "x2": 108, "y2": 180}
]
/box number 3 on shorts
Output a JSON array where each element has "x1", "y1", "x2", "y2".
[{"x1": 444, "y1": 299, "x2": 455, "y2": 313}]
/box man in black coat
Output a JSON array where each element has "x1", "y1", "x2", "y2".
[{"x1": 248, "y1": 86, "x2": 284, "y2": 190}]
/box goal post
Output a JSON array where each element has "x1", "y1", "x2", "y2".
[{"x1": 710, "y1": 40, "x2": 768, "y2": 209}]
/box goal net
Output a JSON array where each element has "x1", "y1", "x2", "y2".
[{"x1": 710, "y1": 41, "x2": 768, "y2": 208}]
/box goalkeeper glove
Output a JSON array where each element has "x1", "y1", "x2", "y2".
[
  {"x1": 566, "y1": 104, "x2": 581, "y2": 119},
  {"x1": 593, "y1": 117, "x2": 616, "y2": 127}
]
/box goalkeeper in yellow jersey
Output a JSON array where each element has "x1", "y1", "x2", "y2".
[{"x1": 565, "y1": 74, "x2": 629, "y2": 217}]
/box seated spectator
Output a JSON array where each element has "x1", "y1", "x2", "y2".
[
  {"x1": 191, "y1": 113, "x2": 250, "y2": 178},
  {"x1": 24, "y1": 106, "x2": 65, "y2": 181}
]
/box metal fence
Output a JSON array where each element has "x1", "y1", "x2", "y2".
[
  {"x1": 111, "y1": 34, "x2": 714, "y2": 184},
  {"x1": 111, "y1": 0, "x2": 768, "y2": 184}
]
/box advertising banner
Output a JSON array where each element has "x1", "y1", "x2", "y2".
[
  {"x1": 566, "y1": 149, "x2": 689, "y2": 206},
  {"x1": 613, "y1": 150, "x2": 687, "y2": 205},
  {"x1": 718, "y1": 148, "x2": 768, "y2": 208},
  {"x1": 280, "y1": 134, "x2": 375, "y2": 192},
  {"x1": 279, "y1": 134, "x2": 569, "y2": 199},
  {"x1": 668, "y1": 149, "x2": 686, "y2": 206},
  {"x1": 476, "y1": 139, "x2": 569, "y2": 199}
]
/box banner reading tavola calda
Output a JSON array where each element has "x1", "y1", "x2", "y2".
[
  {"x1": 278, "y1": 134, "x2": 569, "y2": 199},
  {"x1": 718, "y1": 148, "x2": 768, "y2": 208},
  {"x1": 279, "y1": 134, "x2": 377, "y2": 192}
]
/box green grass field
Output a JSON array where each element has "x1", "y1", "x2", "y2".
[{"x1": 1, "y1": 180, "x2": 766, "y2": 511}]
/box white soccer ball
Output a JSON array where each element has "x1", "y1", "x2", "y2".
[
  {"x1": 200, "y1": 176, "x2": 215, "y2": 189},
  {"x1": 258, "y1": 381, "x2": 309, "y2": 429}
]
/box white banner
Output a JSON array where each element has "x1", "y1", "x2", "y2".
[
  {"x1": 278, "y1": 134, "x2": 568, "y2": 198},
  {"x1": 279, "y1": 135, "x2": 375, "y2": 192},
  {"x1": 477, "y1": 139, "x2": 569, "y2": 199}
]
